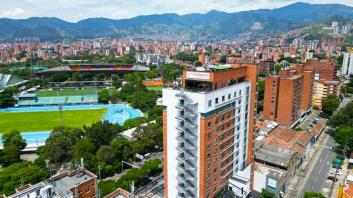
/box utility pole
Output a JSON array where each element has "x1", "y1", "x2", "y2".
[{"x1": 58, "y1": 104, "x2": 63, "y2": 129}]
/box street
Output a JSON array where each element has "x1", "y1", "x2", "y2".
[
  {"x1": 286, "y1": 131, "x2": 336, "y2": 198},
  {"x1": 302, "y1": 136, "x2": 336, "y2": 193}
]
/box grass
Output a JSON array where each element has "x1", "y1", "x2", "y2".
[
  {"x1": 0, "y1": 109, "x2": 107, "y2": 133},
  {"x1": 146, "y1": 86, "x2": 163, "y2": 91},
  {"x1": 36, "y1": 88, "x2": 101, "y2": 97}
]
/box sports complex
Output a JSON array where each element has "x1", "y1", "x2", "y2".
[{"x1": 0, "y1": 88, "x2": 143, "y2": 150}]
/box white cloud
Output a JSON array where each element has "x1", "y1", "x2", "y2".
[
  {"x1": 0, "y1": 8, "x2": 25, "y2": 18},
  {"x1": 0, "y1": 0, "x2": 352, "y2": 21}
]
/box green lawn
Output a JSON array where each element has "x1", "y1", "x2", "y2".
[
  {"x1": 36, "y1": 88, "x2": 101, "y2": 97},
  {"x1": 0, "y1": 109, "x2": 107, "y2": 133},
  {"x1": 146, "y1": 86, "x2": 163, "y2": 91}
]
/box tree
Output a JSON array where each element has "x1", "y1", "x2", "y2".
[
  {"x1": 0, "y1": 89, "x2": 18, "y2": 108},
  {"x1": 220, "y1": 55, "x2": 227, "y2": 64},
  {"x1": 0, "y1": 130, "x2": 26, "y2": 166},
  {"x1": 98, "y1": 89, "x2": 111, "y2": 104},
  {"x1": 146, "y1": 71, "x2": 157, "y2": 79},
  {"x1": 260, "y1": 189, "x2": 275, "y2": 198},
  {"x1": 110, "y1": 136, "x2": 133, "y2": 162},
  {"x1": 0, "y1": 162, "x2": 48, "y2": 196},
  {"x1": 304, "y1": 192, "x2": 325, "y2": 198},
  {"x1": 37, "y1": 127, "x2": 83, "y2": 164},
  {"x1": 97, "y1": 145, "x2": 115, "y2": 164},
  {"x1": 2, "y1": 130, "x2": 26, "y2": 150},
  {"x1": 0, "y1": 145, "x2": 21, "y2": 166},
  {"x1": 334, "y1": 126, "x2": 353, "y2": 154},
  {"x1": 84, "y1": 121, "x2": 123, "y2": 151},
  {"x1": 123, "y1": 117, "x2": 148, "y2": 129},
  {"x1": 274, "y1": 63, "x2": 282, "y2": 74},
  {"x1": 71, "y1": 138, "x2": 97, "y2": 172},
  {"x1": 110, "y1": 89, "x2": 120, "y2": 103},
  {"x1": 132, "y1": 123, "x2": 163, "y2": 153},
  {"x1": 194, "y1": 61, "x2": 202, "y2": 66},
  {"x1": 112, "y1": 79, "x2": 122, "y2": 89},
  {"x1": 322, "y1": 95, "x2": 340, "y2": 118},
  {"x1": 257, "y1": 79, "x2": 265, "y2": 113}
]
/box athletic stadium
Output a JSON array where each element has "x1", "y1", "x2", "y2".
[{"x1": 37, "y1": 64, "x2": 150, "y2": 77}]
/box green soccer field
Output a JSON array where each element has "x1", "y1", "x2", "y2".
[
  {"x1": 0, "y1": 109, "x2": 107, "y2": 133},
  {"x1": 146, "y1": 86, "x2": 163, "y2": 91},
  {"x1": 36, "y1": 88, "x2": 101, "y2": 97}
]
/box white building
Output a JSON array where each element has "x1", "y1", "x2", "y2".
[
  {"x1": 162, "y1": 65, "x2": 257, "y2": 198},
  {"x1": 342, "y1": 52, "x2": 353, "y2": 77}
]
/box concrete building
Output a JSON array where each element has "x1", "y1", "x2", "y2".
[
  {"x1": 263, "y1": 64, "x2": 314, "y2": 127},
  {"x1": 263, "y1": 70, "x2": 304, "y2": 127},
  {"x1": 3, "y1": 169, "x2": 97, "y2": 198},
  {"x1": 342, "y1": 52, "x2": 353, "y2": 77},
  {"x1": 312, "y1": 80, "x2": 340, "y2": 109},
  {"x1": 253, "y1": 126, "x2": 317, "y2": 197},
  {"x1": 304, "y1": 59, "x2": 336, "y2": 81},
  {"x1": 162, "y1": 64, "x2": 258, "y2": 198}
]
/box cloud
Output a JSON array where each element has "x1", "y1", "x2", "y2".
[
  {"x1": 0, "y1": 0, "x2": 352, "y2": 21},
  {"x1": 0, "y1": 8, "x2": 25, "y2": 18}
]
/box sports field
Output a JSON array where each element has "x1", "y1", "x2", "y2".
[
  {"x1": 0, "y1": 108, "x2": 107, "y2": 133},
  {"x1": 146, "y1": 86, "x2": 163, "y2": 91},
  {"x1": 36, "y1": 88, "x2": 100, "y2": 97}
]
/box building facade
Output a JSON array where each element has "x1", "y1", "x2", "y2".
[
  {"x1": 303, "y1": 59, "x2": 336, "y2": 81},
  {"x1": 162, "y1": 64, "x2": 258, "y2": 198},
  {"x1": 342, "y1": 52, "x2": 353, "y2": 77},
  {"x1": 4, "y1": 169, "x2": 98, "y2": 198},
  {"x1": 312, "y1": 80, "x2": 340, "y2": 109},
  {"x1": 263, "y1": 70, "x2": 304, "y2": 127}
]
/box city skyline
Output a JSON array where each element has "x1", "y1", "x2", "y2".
[{"x1": 0, "y1": 0, "x2": 353, "y2": 22}]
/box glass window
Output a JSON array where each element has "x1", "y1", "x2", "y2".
[
  {"x1": 208, "y1": 100, "x2": 212, "y2": 107},
  {"x1": 228, "y1": 93, "x2": 231, "y2": 99},
  {"x1": 208, "y1": 122, "x2": 211, "y2": 128},
  {"x1": 215, "y1": 98, "x2": 219, "y2": 104},
  {"x1": 222, "y1": 95, "x2": 225, "y2": 102}
]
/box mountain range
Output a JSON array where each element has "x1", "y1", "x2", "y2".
[{"x1": 0, "y1": 2, "x2": 353, "y2": 41}]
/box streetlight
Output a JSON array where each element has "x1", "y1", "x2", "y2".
[{"x1": 58, "y1": 104, "x2": 63, "y2": 129}]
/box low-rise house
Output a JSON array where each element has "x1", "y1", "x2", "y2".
[
  {"x1": 2, "y1": 168, "x2": 97, "y2": 198},
  {"x1": 253, "y1": 126, "x2": 317, "y2": 197}
]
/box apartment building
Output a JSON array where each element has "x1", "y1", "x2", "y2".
[
  {"x1": 304, "y1": 59, "x2": 336, "y2": 80},
  {"x1": 4, "y1": 169, "x2": 97, "y2": 198},
  {"x1": 263, "y1": 70, "x2": 304, "y2": 127},
  {"x1": 312, "y1": 80, "x2": 340, "y2": 109},
  {"x1": 342, "y1": 52, "x2": 353, "y2": 77},
  {"x1": 162, "y1": 64, "x2": 258, "y2": 198}
]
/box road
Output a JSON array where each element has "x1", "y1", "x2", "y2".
[{"x1": 302, "y1": 136, "x2": 336, "y2": 193}]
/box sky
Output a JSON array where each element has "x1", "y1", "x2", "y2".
[{"x1": 0, "y1": 0, "x2": 352, "y2": 22}]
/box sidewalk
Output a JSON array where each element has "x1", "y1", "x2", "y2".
[{"x1": 285, "y1": 131, "x2": 328, "y2": 197}]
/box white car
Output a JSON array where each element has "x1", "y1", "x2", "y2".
[{"x1": 330, "y1": 169, "x2": 342, "y2": 176}]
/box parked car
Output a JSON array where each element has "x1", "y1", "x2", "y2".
[{"x1": 327, "y1": 176, "x2": 338, "y2": 182}]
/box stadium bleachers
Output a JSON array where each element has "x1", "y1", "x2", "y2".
[{"x1": 18, "y1": 95, "x2": 98, "y2": 106}]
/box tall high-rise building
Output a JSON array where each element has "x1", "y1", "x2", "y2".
[
  {"x1": 342, "y1": 52, "x2": 353, "y2": 77},
  {"x1": 162, "y1": 64, "x2": 258, "y2": 198},
  {"x1": 263, "y1": 67, "x2": 314, "y2": 127}
]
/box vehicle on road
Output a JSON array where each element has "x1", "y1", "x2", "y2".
[{"x1": 327, "y1": 176, "x2": 338, "y2": 182}]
